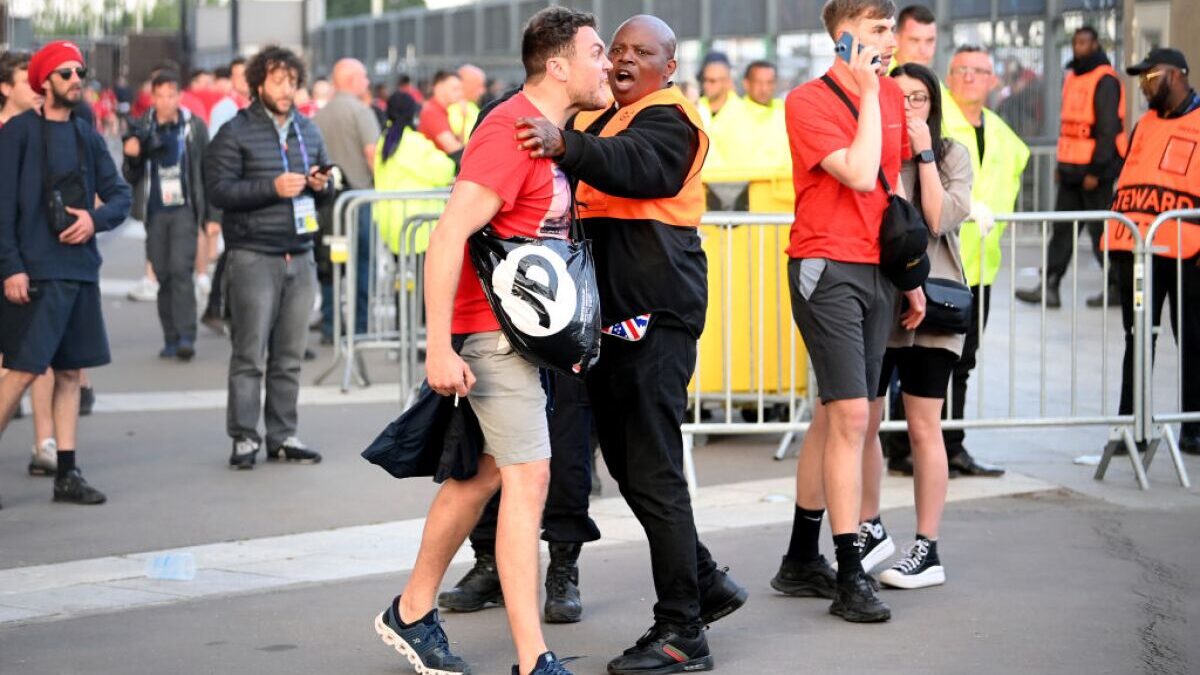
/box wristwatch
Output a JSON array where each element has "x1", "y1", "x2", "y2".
[{"x1": 916, "y1": 149, "x2": 935, "y2": 164}]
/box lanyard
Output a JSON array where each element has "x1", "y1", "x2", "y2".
[
  {"x1": 150, "y1": 114, "x2": 189, "y2": 170},
  {"x1": 277, "y1": 113, "x2": 310, "y2": 173}
]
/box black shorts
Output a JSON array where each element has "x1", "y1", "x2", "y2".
[
  {"x1": 0, "y1": 280, "x2": 111, "y2": 374},
  {"x1": 876, "y1": 346, "x2": 958, "y2": 399},
  {"x1": 788, "y1": 258, "x2": 895, "y2": 402}
]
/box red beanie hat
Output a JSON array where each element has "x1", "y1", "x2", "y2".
[{"x1": 28, "y1": 40, "x2": 85, "y2": 92}]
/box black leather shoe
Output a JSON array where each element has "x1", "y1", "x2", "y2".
[
  {"x1": 545, "y1": 543, "x2": 583, "y2": 623},
  {"x1": 53, "y1": 468, "x2": 107, "y2": 505},
  {"x1": 770, "y1": 555, "x2": 836, "y2": 599},
  {"x1": 830, "y1": 571, "x2": 891, "y2": 623},
  {"x1": 607, "y1": 624, "x2": 713, "y2": 674},
  {"x1": 887, "y1": 455, "x2": 914, "y2": 476},
  {"x1": 699, "y1": 566, "x2": 747, "y2": 625},
  {"x1": 439, "y1": 552, "x2": 503, "y2": 612},
  {"x1": 948, "y1": 450, "x2": 1005, "y2": 477}
]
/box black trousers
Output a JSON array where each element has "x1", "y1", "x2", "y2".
[
  {"x1": 469, "y1": 372, "x2": 602, "y2": 550},
  {"x1": 887, "y1": 285, "x2": 990, "y2": 460},
  {"x1": 1046, "y1": 179, "x2": 1116, "y2": 286},
  {"x1": 588, "y1": 324, "x2": 716, "y2": 630},
  {"x1": 1113, "y1": 252, "x2": 1200, "y2": 434}
]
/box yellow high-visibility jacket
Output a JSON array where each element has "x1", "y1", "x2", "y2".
[{"x1": 373, "y1": 126, "x2": 456, "y2": 255}]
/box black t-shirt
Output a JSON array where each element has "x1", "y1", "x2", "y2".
[{"x1": 43, "y1": 119, "x2": 88, "y2": 209}]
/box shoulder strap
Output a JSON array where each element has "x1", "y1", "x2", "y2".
[{"x1": 820, "y1": 74, "x2": 892, "y2": 195}]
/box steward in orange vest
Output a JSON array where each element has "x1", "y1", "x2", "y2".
[
  {"x1": 514, "y1": 15, "x2": 746, "y2": 672},
  {"x1": 1017, "y1": 28, "x2": 1127, "y2": 307},
  {"x1": 1101, "y1": 47, "x2": 1200, "y2": 453}
]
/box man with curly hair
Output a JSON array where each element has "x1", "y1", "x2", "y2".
[{"x1": 204, "y1": 46, "x2": 333, "y2": 470}]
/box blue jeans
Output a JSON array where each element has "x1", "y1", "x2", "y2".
[{"x1": 322, "y1": 205, "x2": 371, "y2": 337}]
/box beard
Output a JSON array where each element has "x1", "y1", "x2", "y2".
[
  {"x1": 261, "y1": 89, "x2": 293, "y2": 116},
  {"x1": 568, "y1": 80, "x2": 613, "y2": 113},
  {"x1": 47, "y1": 81, "x2": 82, "y2": 110},
  {"x1": 1147, "y1": 80, "x2": 1172, "y2": 114}
]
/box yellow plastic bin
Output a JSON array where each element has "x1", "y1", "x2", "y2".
[{"x1": 693, "y1": 168, "x2": 808, "y2": 409}]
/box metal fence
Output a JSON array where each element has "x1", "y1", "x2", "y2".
[{"x1": 323, "y1": 193, "x2": 1194, "y2": 492}]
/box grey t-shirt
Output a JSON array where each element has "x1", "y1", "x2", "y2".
[{"x1": 314, "y1": 92, "x2": 381, "y2": 190}]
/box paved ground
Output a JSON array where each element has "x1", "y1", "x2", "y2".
[{"x1": 0, "y1": 222, "x2": 1197, "y2": 674}]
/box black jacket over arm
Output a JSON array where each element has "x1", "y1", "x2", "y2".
[
  {"x1": 556, "y1": 103, "x2": 709, "y2": 337},
  {"x1": 203, "y1": 101, "x2": 332, "y2": 255}
]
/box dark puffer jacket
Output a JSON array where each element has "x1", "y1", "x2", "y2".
[{"x1": 204, "y1": 101, "x2": 333, "y2": 255}]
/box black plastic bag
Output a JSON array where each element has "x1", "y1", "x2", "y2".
[{"x1": 468, "y1": 227, "x2": 601, "y2": 377}]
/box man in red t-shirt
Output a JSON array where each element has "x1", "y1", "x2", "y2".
[
  {"x1": 373, "y1": 8, "x2": 612, "y2": 675},
  {"x1": 772, "y1": 0, "x2": 926, "y2": 625},
  {"x1": 419, "y1": 70, "x2": 466, "y2": 156}
]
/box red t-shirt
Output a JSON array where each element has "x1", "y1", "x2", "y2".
[
  {"x1": 785, "y1": 69, "x2": 909, "y2": 263},
  {"x1": 451, "y1": 93, "x2": 573, "y2": 334},
  {"x1": 419, "y1": 99, "x2": 454, "y2": 151}
]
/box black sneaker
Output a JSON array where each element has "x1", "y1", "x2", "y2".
[
  {"x1": 438, "y1": 553, "x2": 504, "y2": 612},
  {"x1": 833, "y1": 518, "x2": 894, "y2": 574},
  {"x1": 829, "y1": 571, "x2": 891, "y2": 623},
  {"x1": 265, "y1": 436, "x2": 322, "y2": 464},
  {"x1": 375, "y1": 596, "x2": 471, "y2": 674},
  {"x1": 607, "y1": 624, "x2": 713, "y2": 674},
  {"x1": 53, "y1": 468, "x2": 107, "y2": 505},
  {"x1": 516, "y1": 651, "x2": 575, "y2": 675},
  {"x1": 78, "y1": 385, "x2": 95, "y2": 416},
  {"x1": 698, "y1": 566, "x2": 747, "y2": 625},
  {"x1": 770, "y1": 555, "x2": 836, "y2": 599},
  {"x1": 229, "y1": 438, "x2": 259, "y2": 470},
  {"x1": 879, "y1": 538, "x2": 945, "y2": 589},
  {"x1": 177, "y1": 338, "x2": 196, "y2": 361},
  {"x1": 948, "y1": 449, "x2": 1005, "y2": 477},
  {"x1": 545, "y1": 543, "x2": 582, "y2": 624}
]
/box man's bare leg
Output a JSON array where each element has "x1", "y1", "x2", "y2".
[
  {"x1": 31, "y1": 371, "x2": 56, "y2": 446},
  {"x1": 0, "y1": 369, "x2": 38, "y2": 437},
  {"x1": 860, "y1": 399, "x2": 887, "y2": 521},
  {"x1": 51, "y1": 369, "x2": 81, "y2": 453},
  {"x1": 494, "y1": 459, "x2": 551, "y2": 675},
  {"x1": 795, "y1": 403, "x2": 827, "y2": 510},
  {"x1": 823, "y1": 398, "x2": 869, "y2": 536},
  {"x1": 399, "y1": 454, "x2": 502, "y2": 623}
]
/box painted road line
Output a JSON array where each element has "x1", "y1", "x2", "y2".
[
  {"x1": 0, "y1": 471, "x2": 1055, "y2": 626},
  {"x1": 81, "y1": 385, "x2": 405, "y2": 414}
]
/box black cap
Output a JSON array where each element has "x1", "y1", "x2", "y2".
[
  {"x1": 1126, "y1": 48, "x2": 1189, "y2": 76},
  {"x1": 886, "y1": 251, "x2": 930, "y2": 292}
]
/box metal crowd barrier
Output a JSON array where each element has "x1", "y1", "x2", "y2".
[
  {"x1": 682, "y1": 210, "x2": 1191, "y2": 492},
  {"x1": 318, "y1": 192, "x2": 1193, "y2": 492},
  {"x1": 314, "y1": 188, "x2": 450, "y2": 393}
]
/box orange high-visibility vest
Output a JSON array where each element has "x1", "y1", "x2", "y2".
[
  {"x1": 572, "y1": 87, "x2": 709, "y2": 227},
  {"x1": 1057, "y1": 64, "x2": 1129, "y2": 165},
  {"x1": 1104, "y1": 106, "x2": 1200, "y2": 258}
]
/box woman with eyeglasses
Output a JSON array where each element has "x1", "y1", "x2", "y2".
[{"x1": 857, "y1": 62, "x2": 974, "y2": 589}]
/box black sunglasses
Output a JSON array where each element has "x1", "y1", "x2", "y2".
[{"x1": 53, "y1": 67, "x2": 88, "y2": 81}]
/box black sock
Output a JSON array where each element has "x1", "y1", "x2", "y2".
[
  {"x1": 833, "y1": 533, "x2": 862, "y2": 581},
  {"x1": 56, "y1": 450, "x2": 75, "y2": 480},
  {"x1": 785, "y1": 506, "x2": 825, "y2": 561}
]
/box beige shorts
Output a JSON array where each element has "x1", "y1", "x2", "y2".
[{"x1": 459, "y1": 331, "x2": 551, "y2": 467}]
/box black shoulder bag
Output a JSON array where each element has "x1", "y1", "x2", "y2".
[
  {"x1": 40, "y1": 113, "x2": 89, "y2": 234},
  {"x1": 467, "y1": 195, "x2": 602, "y2": 377}
]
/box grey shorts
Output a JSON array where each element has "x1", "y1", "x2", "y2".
[
  {"x1": 788, "y1": 258, "x2": 896, "y2": 403},
  {"x1": 459, "y1": 331, "x2": 551, "y2": 467}
]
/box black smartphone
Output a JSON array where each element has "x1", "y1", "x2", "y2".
[
  {"x1": 316, "y1": 163, "x2": 335, "y2": 174},
  {"x1": 27, "y1": 284, "x2": 43, "y2": 300}
]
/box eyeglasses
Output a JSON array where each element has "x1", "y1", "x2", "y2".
[
  {"x1": 1138, "y1": 69, "x2": 1167, "y2": 83},
  {"x1": 949, "y1": 65, "x2": 992, "y2": 78},
  {"x1": 903, "y1": 92, "x2": 930, "y2": 107},
  {"x1": 52, "y1": 67, "x2": 87, "y2": 81}
]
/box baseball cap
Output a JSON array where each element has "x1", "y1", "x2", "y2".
[
  {"x1": 879, "y1": 197, "x2": 931, "y2": 292},
  {"x1": 1126, "y1": 48, "x2": 1189, "y2": 76}
]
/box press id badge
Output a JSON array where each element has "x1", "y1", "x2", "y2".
[
  {"x1": 293, "y1": 195, "x2": 319, "y2": 234},
  {"x1": 159, "y1": 165, "x2": 186, "y2": 207}
]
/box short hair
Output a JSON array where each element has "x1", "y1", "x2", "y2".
[
  {"x1": 189, "y1": 68, "x2": 211, "y2": 82},
  {"x1": 245, "y1": 45, "x2": 307, "y2": 97},
  {"x1": 0, "y1": 51, "x2": 31, "y2": 108},
  {"x1": 151, "y1": 70, "x2": 181, "y2": 91},
  {"x1": 1074, "y1": 26, "x2": 1099, "y2": 42},
  {"x1": 954, "y1": 43, "x2": 989, "y2": 56},
  {"x1": 744, "y1": 60, "x2": 777, "y2": 80},
  {"x1": 214, "y1": 66, "x2": 232, "y2": 80},
  {"x1": 521, "y1": 6, "x2": 597, "y2": 79},
  {"x1": 431, "y1": 70, "x2": 458, "y2": 87},
  {"x1": 396, "y1": 73, "x2": 412, "y2": 87},
  {"x1": 230, "y1": 56, "x2": 246, "y2": 69},
  {"x1": 821, "y1": 0, "x2": 897, "y2": 39},
  {"x1": 897, "y1": 4, "x2": 935, "y2": 30}
]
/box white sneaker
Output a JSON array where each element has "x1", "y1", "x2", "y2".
[
  {"x1": 879, "y1": 538, "x2": 945, "y2": 589},
  {"x1": 126, "y1": 275, "x2": 159, "y2": 302},
  {"x1": 29, "y1": 438, "x2": 58, "y2": 476},
  {"x1": 832, "y1": 518, "x2": 895, "y2": 573}
]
